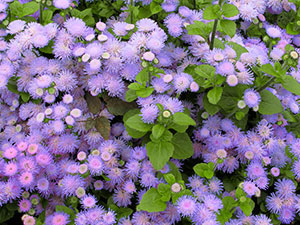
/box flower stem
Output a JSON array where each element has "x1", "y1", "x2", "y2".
[
  {"x1": 209, "y1": 0, "x2": 223, "y2": 50},
  {"x1": 39, "y1": 3, "x2": 43, "y2": 25},
  {"x1": 130, "y1": 0, "x2": 134, "y2": 24},
  {"x1": 209, "y1": 19, "x2": 218, "y2": 50},
  {"x1": 256, "y1": 77, "x2": 276, "y2": 92}
]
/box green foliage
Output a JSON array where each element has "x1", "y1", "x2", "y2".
[
  {"x1": 136, "y1": 87, "x2": 154, "y2": 98},
  {"x1": 136, "y1": 68, "x2": 150, "y2": 84},
  {"x1": 39, "y1": 41, "x2": 54, "y2": 54},
  {"x1": 137, "y1": 188, "x2": 167, "y2": 212},
  {"x1": 56, "y1": 205, "x2": 76, "y2": 221},
  {"x1": 203, "y1": 5, "x2": 219, "y2": 20},
  {"x1": 282, "y1": 75, "x2": 300, "y2": 95},
  {"x1": 203, "y1": 93, "x2": 221, "y2": 115},
  {"x1": 235, "y1": 187, "x2": 255, "y2": 216},
  {"x1": 217, "y1": 196, "x2": 237, "y2": 224},
  {"x1": 171, "y1": 132, "x2": 194, "y2": 159},
  {"x1": 71, "y1": 8, "x2": 95, "y2": 26},
  {"x1": 222, "y1": 3, "x2": 239, "y2": 18},
  {"x1": 146, "y1": 140, "x2": 174, "y2": 170},
  {"x1": 125, "y1": 89, "x2": 138, "y2": 102},
  {"x1": 258, "y1": 90, "x2": 283, "y2": 115},
  {"x1": 173, "y1": 112, "x2": 196, "y2": 126},
  {"x1": 85, "y1": 92, "x2": 103, "y2": 114},
  {"x1": 240, "y1": 198, "x2": 255, "y2": 216},
  {"x1": 207, "y1": 86, "x2": 223, "y2": 104},
  {"x1": 227, "y1": 42, "x2": 248, "y2": 60},
  {"x1": 193, "y1": 162, "x2": 215, "y2": 179},
  {"x1": 186, "y1": 21, "x2": 213, "y2": 41},
  {"x1": 137, "y1": 0, "x2": 163, "y2": 20},
  {"x1": 42, "y1": 9, "x2": 53, "y2": 25},
  {"x1": 10, "y1": 1, "x2": 39, "y2": 18},
  {"x1": 220, "y1": 19, "x2": 236, "y2": 37},
  {"x1": 152, "y1": 124, "x2": 165, "y2": 139},
  {"x1": 95, "y1": 116, "x2": 111, "y2": 140},
  {"x1": 259, "y1": 63, "x2": 280, "y2": 77},
  {"x1": 106, "y1": 98, "x2": 137, "y2": 116},
  {"x1": 20, "y1": 92, "x2": 30, "y2": 102},
  {"x1": 125, "y1": 114, "x2": 152, "y2": 132},
  {"x1": 123, "y1": 110, "x2": 147, "y2": 138}
]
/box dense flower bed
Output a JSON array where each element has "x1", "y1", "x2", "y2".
[{"x1": 1, "y1": 0, "x2": 300, "y2": 224}]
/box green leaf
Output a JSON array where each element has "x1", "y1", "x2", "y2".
[
  {"x1": 71, "y1": 8, "x2": 95, "y2": 26},
  {"x1": 35, "y1": 211, "x2": 45, "y2": 225},
  {"x1": 56, "y1": 205, "x2": 75, "y2": 220},
  {"x1": 208, "y1": 161, "x2": 214, "y2": 169},
  {"x1": 217, "y1": 196, "x2": 236, "y2": 224},
  {"x1": 286, "y1": 23, "x2": 300, "y2": 35},
  {"x1": 42, "y1": 9, "x2": 53, "y2": 24},
  {"x1": 146, "y1": 141, "x2": 174, "y2": 170},
  {"x1": 235, "y1": 188, "x2": 246, "y2": 199},
  {"x1": 85, "y1": 92, "x2": 102, "y2": 114},
  {"x1": 39, "y1": 40, "x2": 54, "y2": 54},
  {"x1": 195, "y1": 64, "x2": 215, "y2": 78},
  {"x1": 172, "y1": 189, "x2": 193, "y2": 204},
  {"x1": 116, "y1": 207, "x2": 133, "y2": 220},
  {"x1": 123, "y1": 110, "x2": 147, "y2": 138},
  {"x1": 136, "y1": 68, "x2": 149, "y2": 84},
  {"x1": 95, "y1": 116, "x2": 111, "y2": 140},
  {"x1": 227, "y1": 42, "x2": 248, "y2": 60},
  {"x1": 240, "y1": 198, "x2": 255, "y2": 216},
  {"x1": 0, "y1": 207, "x2": 14, "y2": 224},
  {"x1": 137, "y1": 188, "x2": 167, "y2": 212},
  {"x1": 159, "y1": 187, "x2": 171, "y2": 202},
  {"x1": 222, "y1": 196, "x2": 237, "y2": 211},
  {"x1": 6, "y1": 203, "x2": 18, "y2": 211},
  {"x1": 168, "y1": 161, "x2": 182, "y2": 180},
  {"x1": 171, "y1": 132, "x2": 194, "y2": 159},
  {"x1": 203, "y1": 93, "x2": 220, "y2": 115},
  {"x1": 222, "y1": 3, "x2": 239, "y2": 18},
  {"x1": 106, "y1": 98, "x2": 136, "y2": 116},
  {"x1": 235, "y1": 111, "x2": 245, "y2": 120},
  {"x1": 204, "y1": 170, "x2": 214, "y2": 179},
  {"x1": 136, "y1": 87, "x2": 154, "y2": 98},
  {"x1": 173, "y1": 112, "x2": 196, "y2": 126},
  {"x1": 163, "y1": 174, "x2": 176, "y2": 184},
  {"x1": 161, "y1": 130, "x2": 173, "y2": 142},
  {"x1": 20, "y1": 92, "x2": 30, "y2": 102},
  {"x1": 282, "y1": 75, "x2": 300, "y2": 95},
  {"x1": 125, "y1": 89, "x2": 138, "y2": 102},
  {"x1": 258, "y1": 90, "x2": 283, "y2": 115},
  {"x1": 152, "y1": 124, "x2": 165, "y2": 139},
  {"x1": 203, "y1": 5, "x2": 218, "y2": 20},
  {"x1": 138, "y1": 5, "x2": 152, "y2": 19},
  {"x1": 21, "y1": 1, "x2": 39, "y2": 17},
  {"x1": 259, "y1": 64, "x2": 279, "y2": 77},
  {"x1": 128, "y1": 82, "x2": 142, "y2": 91},
  {"x1": 125, "y1": 114, "x2": 152, "y2": 132},
  {"x1": 220, "y1": 19, "x2": 236, "y2": 37},
  {"x1": 186, "y1": 21, "x2": 213, "y2": 40},
  {"x1": 168, "y1": 123, "x2": 189, "y2": 133},
  {"x1": 282, "y1": 110, "x2": 297, "y2": 122},
  {"x1": 7, "y1": 77, "x2": 19, "y2": 94},
  {"x1": 10, "y1": 1, "x2": 23, "y2": 16},
  {"x1": 193, "y1": 163, "x2": 208, "y2": 177},
  {"x1": 214, "y1": 38, "x2": 226, "y2": 49},
  {"x1": 207, "y1": 86, "x2": 223, "y2": 104},
  {"x1": 150, "y1": 1, "x2": 162, "y2": 14},
  {"x1": 223, "y1": 178, "x2": 237, "y2": 192}
]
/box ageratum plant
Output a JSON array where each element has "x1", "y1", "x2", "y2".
[{"x1": 1, "y1": 0, "x2": 300, "y2": 224}]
